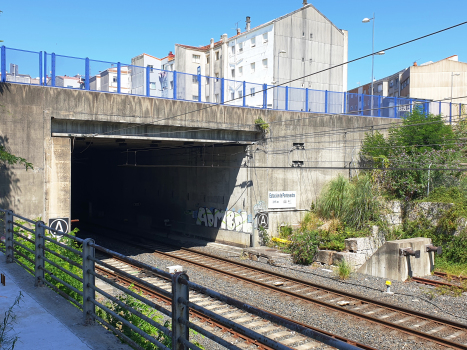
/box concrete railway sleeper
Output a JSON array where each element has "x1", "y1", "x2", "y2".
[{"x1": 95, "y1": 256, "x2": 376, "y2": 350}]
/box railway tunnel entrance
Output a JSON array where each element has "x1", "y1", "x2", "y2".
[{"x1": 71, "y1": 136, "x2": 254, "y2": 247}]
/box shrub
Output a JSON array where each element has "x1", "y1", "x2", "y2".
[
  {"x1": 316, "y1": 175, "x2": 351, "y2": 220},
  {"x1": 335, "y1": 260, "x2": 352, "y2": 280},
  {"x1": 288, "y1": 230, "x2": 319, "y2": 265},
  {"x1": 279, "y1": 225, "x2": 293, "y2": 239}
]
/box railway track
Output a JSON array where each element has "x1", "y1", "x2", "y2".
[
  {"x1": 87, "y1": 228, "x2": 467, "y2": 349},
  {"x1": 95, "y1": 257, "x2": 374, "y2": 350},
  {"x1": 411, "y1": 276, "x2": 466, "y2": 289}
]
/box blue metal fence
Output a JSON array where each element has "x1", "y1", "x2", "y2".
[{"x1": 1, "y1": 45, "x2": 463, "y2": 121}]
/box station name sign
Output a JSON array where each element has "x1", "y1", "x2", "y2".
[{"x1": 268, "y1": 191, "x2": 296, "y2": 209}]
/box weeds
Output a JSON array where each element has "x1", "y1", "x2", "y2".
[
  {"x1": 335, "y1": 260, "x2": 352, "y2": 280},
  {"x1": 0, "y1": 292, "x2": 23, "y2": 350}
]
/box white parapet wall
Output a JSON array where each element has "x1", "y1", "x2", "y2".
[{"x1": 358, "y1": 237, "x2": 434, "y2": 281}]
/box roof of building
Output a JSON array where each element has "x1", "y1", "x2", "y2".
[{"x1": 175, "y1": 4, "x2": 344, "y2": 52}]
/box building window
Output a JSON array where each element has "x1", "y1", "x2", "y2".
[
  {"x1": 310, "y1": 33, "x2": 313, "y2": 39},
  {"x1": 215, "y1": 51, "x2": 220, "y2": 60},
  {"x1": 215, "y1": 73, "x2": 219, "y2": 82},
  {"x1": 250, "y1": 87, "x2": 255, "y2": 96},
  {"x1": 238, "y1": 66, "x2": 243, "y2": 76},
  {"x1": 389, "y1": 80, "x2": 394, "y2": 88},
  {"x1": 263, "y1": 33, "x2": 268, "y2": 43},
  {"x1": 378, "y1": 84, "x2": 383, "y2": 92},
  {"x1": 148, "y1": 65, "x2": 154, "y2": 72},
  {"x1": 193, "y1": 95, "x2": 199, "y2": 100},
  {"x1": 251, "y1": 37, "x2": 256, "y2": 47},
  {"x1": 231, "y1": 69, "x2": 235, "y2": 78},
  {"x1": 238, "y1": 90, "x2": 243, "y2": 98},
  {"x1": 113, "y1": 76, "x2": 117, "y2": 83},
  {"x1": 262, "y1": 59, "x2": 268, "y2": 68},
  {"x1": 192, "y1": 54, "x2": 200, "y2": 63},
  {"x1": 231, "y1": 45, "x2": 235, "y2": 55},
  {"x1": 302, "y1": 31, "x2": 305, "y2": 37},
  {"x1": 192, "y1": 75, "x2": 198, "y2": 84},
  {"x1": 250, "y1": 62, "x2": 255, "y2": 73},
  {"x1": 239, "y1": 42, "x2": 243, "y2": 53},
  {"x1": 206, "y1": 78, "x2": 210, "y2": 85},
  {"x1": 206, "y1": 55, "x2": 210, "y2": 64},
  {"x1": 170, "y1": 81, "x2": 174, "y2": 89},
  {"x1": 150, "y1": 82, "x2": 156, "y2": 89},
  {"x1": 231, "y1": 92, "x2": 235, "y2": 100}
]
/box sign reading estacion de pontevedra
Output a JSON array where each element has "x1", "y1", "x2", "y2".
[{"x1": 268, "y1": 191, "x2": 297, "y2": 209}]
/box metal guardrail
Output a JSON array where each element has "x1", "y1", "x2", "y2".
[
  {"x1": 2, "y1": 45, "x2": 462, "y2": 122},
  {"x1": 0, "y1": 208, "x2": 362, "y2": 350}
]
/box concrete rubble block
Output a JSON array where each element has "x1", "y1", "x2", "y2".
[
  {"x1": 316, "y1": 250, "x2": 334, "y2": 265},
  {"x1": 332, "y1": 252, "x2": 367, "y2": 268},
  {"x1": 345, "y1": 237, "x2": 374, "y2": 252}
]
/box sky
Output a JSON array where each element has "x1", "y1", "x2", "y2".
[{"x1": 2, "y1": 0, "x2": 467, "y2": 90}]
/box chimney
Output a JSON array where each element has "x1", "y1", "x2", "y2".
[
  {"x1": 303, "y1": 0, "x2": 308, "y2": 6},
  {"x1": 413, "y1": 61, "x2": 418, "y2": 67},
  {"x1": 246, "y1": 16, "x2": 251, "y2": 31},
  {"x1": 237, "y1": 28, "x2": 241, "y2": 35}
]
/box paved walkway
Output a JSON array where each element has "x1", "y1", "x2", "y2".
[{"x1": 0, "y1": 252, "x2": 131, "y2": 350}]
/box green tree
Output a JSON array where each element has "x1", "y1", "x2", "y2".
[{"x1": 0, "y1": 145, "x2": 33, "y2": 170}]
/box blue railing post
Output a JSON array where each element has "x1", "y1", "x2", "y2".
[
  {"x1": 343, "y1": 92, "x2": 347, "y2": 114},
  {"x1": 146, "y1": 66, "x2": 150, "y2": 97},
  {"x1": 242, "y1": 81, "x2": 246, "y2": 107},
  {"x1": 44, "y1": 51, "x2": 47, "y2": 85},
  {"x1": 1, "y1": 46, "x2": 5, "y2": 83},
  {"x1": 85, "y1": 58, "x2": 90, "y2": 90},
  {"x1": 360, "y1": 94, "x2": 365, "y2": 115},
  {"x1": 220, "y1": 78, "x2": 224, "y2": 104},
  {"x1": 51, "y1": 53, "x2": 56, "y2": 87},
  {"x1": 198, "y1": 74, "x2": 202, "y2": 102},
  {"x1": 410, "y1": 98, "x2": 413, "y2": 114},
  {"x1": 117, "y1": 62, "x2": 121, "y2": 94},
  {"x1": 439, "y1": 102, "x2": 442, "y2": 116},
  {"x1": 325, "y1": 90, "x2": 328, "y2": 114},
  {"x1": 394, "y1": 97, "x2": 398, "y2": 118},
  {"x1": 39, "y1": 51, "x2": 42, "y2": 86},
  {"x1": 285, "y1": 86, "x2": 289, "y2": 111},
  {"x1": 378, "y1": 95, "x2": 381, "y2": 117},
  {"x1": 173, "y1": 71, "x2": 177, "y2": 99},
  {"x1": 306, "y1": 88, "x2": 310, "y2": 112},
  {"x1": 262, "y1": 83, "x2": 267, "y2": 109},
  {"x1": 450, "y1": 102, "x2": 452, "y2": 125}
]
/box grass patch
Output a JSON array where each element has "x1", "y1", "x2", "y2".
[{"x1": 335, "y1": 260, "x2": 352, "y2": 280}]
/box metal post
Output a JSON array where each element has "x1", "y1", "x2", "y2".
[
  {"x1": 410, "y1": 98, "x2": 413, "y2": 114},
  {"x1": 285, "y1": 86, "x2": 289, "y2": 111},
  {"x1": 343, "y1": 91, "x2": 346, "y2": 114},
  {"x1": 360, "y1": 94, "x2": 365, "y2": 115},
  {"x1": 51, "y1": 53, "x2": 56, "y2": 87},
  {"x1": 5, "y1": 210, "x2": 13, "y2": 263},
  {"x1": 39, "y1": 51, "x2": 43, "y2": 86},
  {"x1": 394, "y1": 97, "x2": 398, "y2": 118},
  {"x1": 35, "y1": 222, "x2": 45, "y2": 287},
  {"x1": 220, "y1": 78, "x2": 224, "y2": 104},
  {"x1": 262, "y1": 83, "x2": 267, "y2": 109},
  {"x1": 173, "y1": 71, "x2": 177, "y2": 100},
  {"x1": 198, "y1": 74, "x2": 201, "y2": 102},
  {"x1": 306, "y1": 88, "x2": 310, "y2": 112},
  {"x1": 85, "y1": 58, "x2": 90, "y2": 90},
  {"x1": 82, "y1": 238, "x2": 95, "y2": 324},
  {"x1": 172, "y1": 272, "x2": 189, "y2": 350},
  {"x1": 450, "y1": 102, "x2": 452, "y2": 125},
  {"x1": 146, "y1": 66, "x2": 150, "y2": 97},
  {"x1": 439, "y1": 101, "x2": 442, "y2": 116},
  {"x1": 44, "y1": 51, "x2": 47, "y2": 86},
  {"x1": 1, "y1": 46, "x2": 5, "y2": 83},
  {"x1": 117, "y1": 62, "x2": 121, "y2": 94},
  {"x1": 242, "y1": 81, "x2": 246, "y2": 107},
  {"x1": 325, "y1": 90, "x2": 328, "y2": 114},
  {"x1": 378, "y1": 95, "x2": 381, "y2": 117}
]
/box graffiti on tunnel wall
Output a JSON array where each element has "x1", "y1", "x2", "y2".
[{"x1": 194, "y1": 207, "x2": 252, "y2": 233}]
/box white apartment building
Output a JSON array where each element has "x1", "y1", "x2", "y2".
[
  {"x1": 89, "y1": 66, "x2": 131, "y2": 93},
  {"x1": 173, "y1": 1, "x2": 348, "y2": 108}
]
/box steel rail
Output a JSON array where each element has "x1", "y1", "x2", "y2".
[{"x1": 97, "y1": 256, "x2": 376, "y2": 350}]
